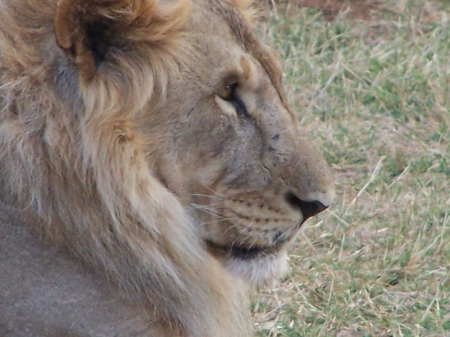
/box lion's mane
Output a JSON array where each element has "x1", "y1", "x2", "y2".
[{"x1": 0, "y1": 0, "x2": 252, "y2": 336}]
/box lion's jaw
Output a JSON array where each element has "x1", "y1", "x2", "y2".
[
  {"x1": 222, "y1": 249, "x2": 290, "y2": 288},
  {"x1": 204, "y1": 228, "x2": 293, "y2": 287}
]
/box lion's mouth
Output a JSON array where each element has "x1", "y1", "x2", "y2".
[{"x1": 205, "y1": 240, "x2": 284, "y2": 260}]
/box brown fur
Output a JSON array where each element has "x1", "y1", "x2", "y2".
[{"x1": 0, "y1": 0, "x2": 334, "y2": 336}]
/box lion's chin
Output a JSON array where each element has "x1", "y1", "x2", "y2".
[
  {"x1": 218, "y1": 249, "x2": 289, "y2": 288},
  {"x1": 205, "y1": 240, "x2": 290, "y2": 287}
]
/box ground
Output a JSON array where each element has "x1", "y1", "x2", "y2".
[
  {"x1": 289, "y1": 0, "x2": 382, "y2": 20},
  {"x1": 253, "y1": 1, "x2": 450, "y2": 336}
]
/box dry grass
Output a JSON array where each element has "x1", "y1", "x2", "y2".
[
  {"x1": 253, "y1": 1, "x2": 450, "y2": 336},
  {"x1": 293, "y1": 0, "x2": 382, "y2": 20}
]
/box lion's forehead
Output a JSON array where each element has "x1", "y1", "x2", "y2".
[{"x1": 190, "y1": 1, "x2": 285, "y2": 94}]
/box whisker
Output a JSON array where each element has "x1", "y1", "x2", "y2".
[
  {"x1": 200, "y1": 217, "x2": 239, "y2": 226},
  {"x1": 194, "y1": 208, "x2": 222, "y2": 218},
  {"x1": 190, "y1": 204, "x2": 242, "y2": 231},
  {"x1": 190, "y1": 203, "x2": 222, "y2": 217},
  {"x1": 197, "y1": 183, "x2": 229, "y2": 199},
  {"x1": 189, "y1": 193, "x2": 221, "y2": 199},
  {"x1": 237, "y1": 232, "x2": 254, "y2": 248},
  {"x1": 224, "y1": 222, "x2": 242, "y2": 234},
  {"x1": 240, "y1": 221, "x2": 256, "y2": 233}
]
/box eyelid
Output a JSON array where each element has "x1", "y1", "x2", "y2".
[{"x1": 222, "y1": 73, "x2": 241, "y2": 86}]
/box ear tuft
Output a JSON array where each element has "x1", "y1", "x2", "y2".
[{"x1": 54, "y1": 0, "x2": 191, "y2": 81}]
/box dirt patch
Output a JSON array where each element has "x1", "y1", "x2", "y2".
[{"x1": 275, "y1": 0, "x2": 384, "y2": 20}]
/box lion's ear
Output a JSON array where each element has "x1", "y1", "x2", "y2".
[{"x1": 54, "y1": 0, "x2": 190, "y2": 80}]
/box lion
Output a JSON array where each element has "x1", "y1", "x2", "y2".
[{"x1": 0, "y1": 0, "x2": 335, "y2": 336}]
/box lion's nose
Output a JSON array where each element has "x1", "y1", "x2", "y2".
[{"x1": 285, "y1": 191, "x2": 327, "y2": 222}]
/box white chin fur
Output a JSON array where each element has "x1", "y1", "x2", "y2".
[{"x1": 223, "y1": 250, "x2": 289, "y2": 288}]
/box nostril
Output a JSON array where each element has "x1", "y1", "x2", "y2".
[{"x1": 285, "y1": 192, "x2": 327, "y2": 221}]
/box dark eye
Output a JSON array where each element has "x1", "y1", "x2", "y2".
[
  {"x1": 217, "y1": 83, "x2": 237, "y2": 101},
  {"x1": 216, "y1": 83, "x2": 248, "y2": 117}
]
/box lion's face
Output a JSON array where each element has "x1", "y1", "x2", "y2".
[{"x1": 145, "y1": 3, "x2": 335, "y2": 286}]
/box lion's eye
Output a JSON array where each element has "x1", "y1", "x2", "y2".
[
  {"x1": 216, "y1": 83, "x2": 248, "y2": 117},
  {"x1": 217, "y1": 83, "x2": 236, "y2": 101}
]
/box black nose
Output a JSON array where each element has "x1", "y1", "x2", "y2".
[{"x1": 285, "y1": 192, "x2": 327, "y2": 221}]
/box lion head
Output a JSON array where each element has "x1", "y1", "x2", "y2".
[
  {"x1": 145, "y1": 1, "x2": 335, "y2": 286},
  {"x1": 0, "y1": 0, "x2": 334, "y2": 335}
]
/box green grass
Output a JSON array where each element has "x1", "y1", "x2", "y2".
[{"x1": 253, "y1": 1, "x2": 450, "y2": 336}]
